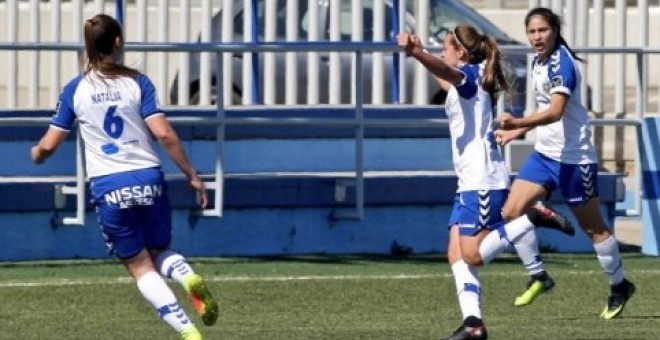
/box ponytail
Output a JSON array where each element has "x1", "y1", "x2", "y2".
[
  {"x1": 452, "y1": 25, "x2": 510, "y2": 100},
  {"x1": 481, "y1": 35, "x2": 509, "y2": 97}
]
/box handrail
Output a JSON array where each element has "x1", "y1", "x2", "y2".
[
  {"x1": 0, "y1": 41, "x2": 659, "y2": 54},
  {"x1": 1, "y1": 41, "x2": 655, "y2": 224}
]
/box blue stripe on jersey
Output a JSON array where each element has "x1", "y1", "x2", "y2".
[
  {"x1": 455, "y1": 64, "x2": 479, "y2": 99},
  {"x1": 547, "y1": 45, "x2": 577, "y2": 93},
  {"x1": 51, "y1": 75, "x2": 84, "y2": 131},
  {"x1": 136, "y1": 74, "x2": 160, "y2": 118}
]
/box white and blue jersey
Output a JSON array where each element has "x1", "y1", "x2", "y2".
[
  {"x1": 445, "y1": 63, "x2": 510, "y2": 193},
  {"x1": 531, "y1": 44, "x2": 597, "y2": 164},
  {"x1": 51, "y1": 71, "x2": 163, "y2": 178},
  {"x1": 518, "y1": 45, "x2": 599, "y2": 206},
  {"x1": 51, "y1": 71, "x2": 171, "y2": 258},
  {"x1": 445, "y1": 63, "x2": 510, "y2": 234}
]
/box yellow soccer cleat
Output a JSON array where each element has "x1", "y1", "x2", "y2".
[
  {"x1": 514, "y1": 275, "x2": 555, "y2": 307},
  {"x1": 183, "y1": 274, "x2": 219, "y2": 326},
  {"x1": 600, "y1": 279, "x2": 636, "y2": 320},
  {"x1": 181, "y1": 326, "x2": 202, "y2": 340}
]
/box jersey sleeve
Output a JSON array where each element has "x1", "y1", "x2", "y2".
[
  {"x1": 50, "y1": 75, "x2": 83, "y2": 131},
  {"x1": 547, "y1": 47, "x2": 577, "y2": 96},
  {"x1": 136, "y1": 74, "x2": 162, "y2": 119},
  {"x1": 455, "y1": 64, "x2": 479, "y2": 99}
]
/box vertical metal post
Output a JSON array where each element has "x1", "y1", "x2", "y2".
[
  {"x1": 285, "y1": 0, "x2": 299, "y2": 105},
  {"x1": 200, "y1": 52, "x2": 226, "y2": 217},
  {"x1": 355, "y1": 50, "x2": 365, "y2": 219},
  {"x1": 264, "y1": 0, "x2": 277, "y2": 104},
  {"x1": 157, "y1": 0, "x2": 169, "y2": 104},
  {"x1": 7, "y1": 0, "x2": 18, "y2": 108},
  {"x1": 328, "y1": 0, "x2": 341, "y2": 104},
  {"x1": 136, "y1": 0, "x2": 147, "y2": 72},
  {"x1": 178, "y1": 0, "x2": 191, "y2": 105},
  {"x1": 50, "y1": 0, "x2": 62, "y2": 108},
  {"x1": 61, "y1": 131, "x2": 86, "y2": 226},
  {"x1": 116, "y1": 0, "x2": 124, "y2": 27},
  {"x1": 199, "y1": 0, "x2": 213, "y2": 105},
  {"x1": 350, "y1": 0, "x2": 363, "y2": 105},
  {"x1": 592, "y1": 0, "x2": 605, "y2": 164},
  {"x1": 413, "y1": 0, "x2": 429, "y2": 105},
  {"x1": 576, "y1": 0, "x2": 589, "y2": 108},
  {"x1": 391, "y1": 0, "x2": 400, "y2": 104},
  {"x1": 372, "y1": 0, "x2": 385, "y2": 104},
  {"x1": 614, "y1": 0, "x2": 626, "y2": 173},
  {"x1": 243, "y1": 0, "x2": 254, "y2": 104},
  {"x1": 306, "y1": 0, "x2": 320, "y2": 104},
  {"x1": 29, "y1": 0, "x2": 40, "y2": 108},
  {"x1": 251, "y1": 0, "x2": 260, "y2": 104},
  {"x1": 94, "y1": 0, "x2": 105, "y2": 14},
  {"x1": 222, "y1": 0, "x2": 234, "y2": 106}
]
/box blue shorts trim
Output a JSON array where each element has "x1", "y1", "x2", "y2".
[
  {"x1": 516, "y1": 151, "x2": 598, "y2": 207},
  {"x1": 448, "y1": 189, "x2": 508, "y2": 236}
]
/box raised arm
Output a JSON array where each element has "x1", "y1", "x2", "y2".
[{"x1": 397, "y1": 33, "x2": 464, "y2": 86}]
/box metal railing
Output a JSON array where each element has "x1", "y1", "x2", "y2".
[{"x1": 0, "y1": 42, "x2": 656, "y2": 225}]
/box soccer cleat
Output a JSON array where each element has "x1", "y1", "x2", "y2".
[
  {"x1": 514, "y1": 274, "x2": 555, "y2": 307},
  {"x1": 601, "y1": 278, "x2": 636, "y2": 320},
  {"x1": 181, "y1": 326, "x2": 203, "y2": 340},
  {"x1": 442, "y1": 317, "x2": 488, "y2": 340},
  {"x1": 526, "y1": 204, "x2": 576, "y2": 236},
  {"x1": 183, "y1": 274, "x2": 219, "y2": 326}
]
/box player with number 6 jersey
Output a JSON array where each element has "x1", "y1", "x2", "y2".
[{"x1": 30, "y1": 14, "x2": 217, "y2": 340}]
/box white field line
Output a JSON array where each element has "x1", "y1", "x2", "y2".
[{"x1": 1, "y1": 269, "x2": 659, "y2": 288}]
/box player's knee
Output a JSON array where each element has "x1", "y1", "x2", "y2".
[
  {"x1": 501, "y1": 205, "x2": 523, "y2": 222},
  {"x1": 462, "y1": 252, "x2": 484, "y2": 267}
]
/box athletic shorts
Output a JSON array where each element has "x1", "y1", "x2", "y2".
[
  {"x1": 516, "y1": 150, "x2": 598, "y2": 207},
  {"x1": 448, "y1": 189, "x2": 509, "y2": 236},
  {"x1": 90, "y1": 167, "x2": 172, "y2": 259}
]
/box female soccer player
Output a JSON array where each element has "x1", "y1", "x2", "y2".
[
  {"x1": 398, "y1": 25, "x2": 573, "y2": 340},
  {"x1": 495, "y1": 7, "x2": 635, "y2": 320},
  {"x1": 30, "y1": 14, "x2": 217, "y2": 340}
]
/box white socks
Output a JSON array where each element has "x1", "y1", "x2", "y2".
[
  {"x1": 451, "y1": 260, "x2": 482, "y2": 320},
  {"x1": 136, "y1": 271, "x2": 193, "y2": 333},
  {"x1": 594, "y1": 235, "x2": 625, "y2": 285},
  {"x1": 154, "y1": 249, "x2": 195, "y2": 286}
]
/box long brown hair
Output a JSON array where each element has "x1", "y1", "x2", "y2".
[
  {"x1": 525, "y1": 7, "x2": 584, "y2": 62},
  {"x1": 83, "y1": 14, "x2": 139, "y2": 78},
  {"x1": 452, "y1": 24, "x2": 509, "y2": 98}
]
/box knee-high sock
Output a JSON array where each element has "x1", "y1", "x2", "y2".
[
  {"x1": 136, "y1": 271, "x2": 194, "y2": 333},
  {"x1": 451, "y1": 260, "x2": 482, "y2": 320},
  {"x1": 478, "y1": 215, "x2": 544, "y2": 275},
  {"x1": 154, "y1": 249, "x2": 195, "y2": 286},
  {"x1": 594, "y1": 235, "x2": 625, "y2": 285}
]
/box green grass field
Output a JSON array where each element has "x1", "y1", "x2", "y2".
[{"x1": 0, "y1": 254, "x2": 658, "y2": 340}]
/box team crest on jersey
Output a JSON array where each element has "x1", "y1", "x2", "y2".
[
  {"x1": 551, "y1": 75, "x2": 564, "y2": 88},
  {"x1": 542, "y1": 81, "x2": 551, "y2": 93}
]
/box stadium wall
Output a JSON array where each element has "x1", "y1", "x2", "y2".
[{"x1": 0, "y1": 107, "x2": 622, "y2": 260}]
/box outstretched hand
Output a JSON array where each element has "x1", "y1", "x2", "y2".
[{"x1": 397, "y1": 33, "x2": 422, "y2": 56}]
